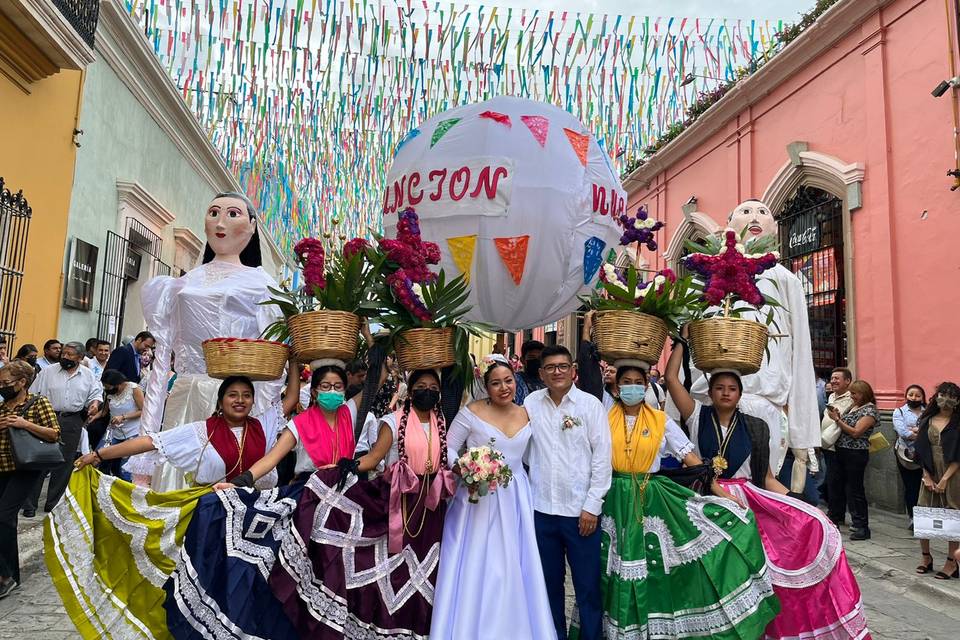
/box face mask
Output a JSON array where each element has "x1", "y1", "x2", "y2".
[
  {"x1": 59, "y1": 358, "x2": 78, "y2": 370},
  {"x1": 907, "y1": 400, "x2": 923, "y2": 409},
  {"x1": 345, "y1": 384, "x2": 363, "y2": 399},
  {"x1": 525, "y1": 359, "x2": 541, "y2": 374},
  {"x1": 316, "y1": 391, "x2": 345, "y2": 411},
  {"x1": 937, "y1": 395, "x2": 959, "y2": 410},
  {"x1": 0, "y1": 384, "x2": 18, "y2": 401},
  {"x1": 25, "y1": 356, "x2": 36, "y2": 366},
  {"x1": 618, "y1": 384, "x2": 647, "y2": 407},
  {"x1": 411, "y1": 388, "x2": 440, "y2": 412}
]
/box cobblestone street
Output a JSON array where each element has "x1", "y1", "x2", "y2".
[{"x1": 3, "y1": 507, "x2": 960, "y2": 639}]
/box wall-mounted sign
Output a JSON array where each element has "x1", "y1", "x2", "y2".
[
  {"x1": 63, "y1": 238, "x2": 98, "y2": 311},
  {"x1": 785, "y1": 211, "x2": 821, "y2": 258},
  {"x1": 124, "y1": 249, "x2": 143, "y2": 280}
]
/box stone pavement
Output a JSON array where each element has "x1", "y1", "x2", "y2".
[{"x1": 3, "y1": 506, "x2": 960, "y2": 638}]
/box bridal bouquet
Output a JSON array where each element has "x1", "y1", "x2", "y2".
[{"x1": 456, "y1": 440, "x2": 514, "y2": 504}]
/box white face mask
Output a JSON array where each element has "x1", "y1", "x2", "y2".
[{"x1": 937, "y1": 394, "x2": 959, "y2": 411}]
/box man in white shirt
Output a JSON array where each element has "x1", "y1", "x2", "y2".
[
  {"x1": 26, "y1": 342, "x2": 102, "y2": 513},
  {"x1": 524, "y1": 344, "x2": 611, "y2": 640},
  {"x1": 83, "y1": 340, "x2": 111, "y2": 380},
  {"x1": 821, "y1": 367, "x2": 854, "y2": 524}
]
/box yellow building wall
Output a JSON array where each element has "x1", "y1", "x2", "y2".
[
  {"x1": 468, "y1": 331, "x2": 497, "y2": 366},
  {"x1": 0, "y1": 70, "x2": 83, "y2": 349}
]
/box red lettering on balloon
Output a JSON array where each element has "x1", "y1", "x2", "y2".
[
  {"x1": 428, "y1": 169, "x2": 448, "y2": 202},
  {"x1": 392, "y1": 176, "x2": 407, "y2": 212},
  {"x1": 449, "y1": 166, "x2": 471, "y2": 201},
  {"x1": 407, "y1": 172, "x2": 423, "y2": 205},
  {"x1": 592, "y1": 184, "x2": 609, "y2": 215},
  {"x1": 469, "y1": 165, "x2": 509, "y2": 199}
]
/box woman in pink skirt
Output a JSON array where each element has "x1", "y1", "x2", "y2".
[{"x1": 666, "y1": 335, "x2": 870, "y2": 640}]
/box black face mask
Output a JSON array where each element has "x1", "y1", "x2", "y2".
[
  {"x1": 410, "y1": 388, "x2": 440, "y2": 412},
  {"x1": 0, "y1": 384, "x2": 18, "y2": 401},
  {"x1": 907, "y1": 400, "x2": 923, "y2": 409},
  {"x1": 25, "y1": 356, "x2": 37, "y2": 366},
  {"x1": 345, "y1": 384, "x2": 364, "y2": 399},
  {"x1": 59, "y1": 358, "x2": 79, "y2": 370},
  {"x1": 525, "y1": 359, "x2": 541, "y2": 375}
]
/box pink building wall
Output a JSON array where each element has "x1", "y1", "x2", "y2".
[{"x1": 626, "y1": 0, "x2": 960, "y2": 408}]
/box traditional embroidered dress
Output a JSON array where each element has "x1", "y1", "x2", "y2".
[
  {"x1": 43, "y1": 467, "x2": 208, "y2": 639},
  {"x1": 571, "y1": 401, "x2": 779, "y2": 640},
  {"x1": 164, "y1": 402, "x2": 364, "y2": 639},
  {"x1": 148, "y1": 416, "x2": 279, "y2": 489},
  {"x1": 687, "y1": 401, "x2": 871, "y2": 640},
  {"x1": 268, "y1": 406, "x2": 455, "y2": 639}
]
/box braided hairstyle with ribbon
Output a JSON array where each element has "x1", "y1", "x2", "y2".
[{"x1": 397, "y1": 369, "x2": 448, "y2": 470}]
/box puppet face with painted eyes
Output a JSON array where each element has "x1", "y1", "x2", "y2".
[
  {"x1": 205, "y1": 195, "x2": 256, "y2": 258},
  {"x1": 728, "y1": 199, "x2": 777, "y2": 240}
]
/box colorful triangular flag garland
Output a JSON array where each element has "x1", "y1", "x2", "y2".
[
  {"x1": 431, "y1": 118, "x2": 461, "y2": 147},
  {"x1": 583, "y1": 237, "x2": 606, "y2": 284},
  {"x1": 521, "y1": 115, "x2": 549, "y2": 147},
  {"x1": 446, "y1": 235, "x2": 478, "y2": 283},
  {"x1": 563, "y1": 128, "x2": 590, "y2": 166},
  {"x1": 494, "y1": 235, "x2": 530, "y2": 285},
  {"x1": 479, "y1": 110, "x2": 511, "y2": 127}
]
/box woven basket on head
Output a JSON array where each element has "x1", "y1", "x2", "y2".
[
  {"x1": 287, "y1": 310, "x2": 360, "y2": 363},
  {"x1": 594, "y1": 310, "x2": 668, "y2": 365},
  {"x1": 394, "y1": 327, "x2": 456, "y2": 371},
  {"x1": 202, "y1": 339, "x2": 289, "y2": 381},
  {"x1": 688, "y1": 317, "x2": 768, "y2": 375}
]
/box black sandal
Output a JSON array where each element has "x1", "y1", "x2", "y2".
[
  {"x1": 917, "y1": 552, "x2": 934, "y2": 574},
  {"x1": 934, "y1": 559, "x2": 958, "y2": 580}
]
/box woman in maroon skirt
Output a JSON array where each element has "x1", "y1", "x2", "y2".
[{"x1": 269, "y1": 368, "x2": 456, "y2": 640}]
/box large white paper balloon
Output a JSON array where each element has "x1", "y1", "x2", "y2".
[{"x1": 382, "y1": 96, "x2": 626, "y2": 331}]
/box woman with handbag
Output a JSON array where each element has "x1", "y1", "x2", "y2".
[
  {"x1": 825, "y1": 380, "x2": 879, "y2": 541},
  {"x1": 893, "y1": 385, "x2": 926, "y2": 526},
  {"x1": 0, "y1": 360, "x2": 60, "y2": 598},
  {"x1": 913, "y1": 381, "x2": 960, "y2": 579}
]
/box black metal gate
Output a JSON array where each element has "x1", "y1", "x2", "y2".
[
  {"x1": 97, "y1": 222, "x2": 171, "y2": 345},
  {"x1": 777, "y1": 185, "x2": 847, "y2": 375},
  {"x1": 0, "y1": 177, "x2": 32, "y2": 347}
]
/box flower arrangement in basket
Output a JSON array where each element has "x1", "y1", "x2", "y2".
[
  {"x1": 581, "y1": 207, "x2": 701, "y2": 364},
  {"x1": 261, "y1": 236, "x2": 384, "y2": 362},
  {"x1": 455, "y1": 439, "x2": 514, "y2": 504},
  {"x1": 366, "y1": 208, "x2": 490, "y2": 378},
  {"x1": 681, "y1": 228, "x2": 782, "y2": 374}
]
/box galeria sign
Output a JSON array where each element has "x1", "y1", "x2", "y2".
[{"x1": 382, "y1": 157, "x2": 514, "y2": 218}]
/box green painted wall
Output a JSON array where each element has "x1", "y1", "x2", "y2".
[{"x1": 58, "y1": 57, "x2": 216, "y2": 345}]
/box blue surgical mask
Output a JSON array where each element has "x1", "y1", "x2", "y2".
[
  {"x1": 618, "y1": 384, "x2": 646, "y2": 407},
  {"x1": 316, "y1": 391, "x2": 345, "y2": 411}
]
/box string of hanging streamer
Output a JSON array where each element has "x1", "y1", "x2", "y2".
[{"x1": 126, "y1": 0, "x2": 786, "y2": 255}]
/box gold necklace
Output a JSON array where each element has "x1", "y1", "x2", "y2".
[
  {"x1": 401, "y1": 418, "x2": 433, "y2": 538},
  {"x1": 710, "y1": 410, "x2": 738, "y2": 477},
  {"x1": 222, "y1": 419, "x2": 249, "y2": 478}
]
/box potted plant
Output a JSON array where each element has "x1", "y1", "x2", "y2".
[
  {"x1": 581, "y1": 207, "x2": 701, "y2": 365},
  {"x1": 262, "y1": 236, "x2": 383, "y2": 363},
  {"x1": 366, "y1": 208, "x2": 489, "y2": 376},
  {"x1": 682, "y1": 228, "x2": 781, "y2": 374}
]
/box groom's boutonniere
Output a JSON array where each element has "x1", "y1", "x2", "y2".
[{"x1": 560, "y1": 415, "x2": 582, "y2": 431}]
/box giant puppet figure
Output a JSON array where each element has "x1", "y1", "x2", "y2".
[
  {"x1": 126, "y1": 192, "x2": 286, "y2": 490},
  {"x1": 690, "y1": 199, "x2": 821, "y2": 490}
]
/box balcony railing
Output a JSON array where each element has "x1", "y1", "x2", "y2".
[{"x1": 53, "y1": 0, "x2": 100, "y2": 49}]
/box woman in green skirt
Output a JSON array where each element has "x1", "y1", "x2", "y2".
[{"x1": 572, "y1": 313, "x2": 779, "y2": 639}]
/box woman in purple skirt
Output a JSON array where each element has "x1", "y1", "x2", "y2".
[{"x1": 269, "y1": 368, "x2": 456, "y2": 639}]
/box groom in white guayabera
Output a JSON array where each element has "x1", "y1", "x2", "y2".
[{"x1": 524, "y1": 345, "x2": 612, "y2": 640}]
